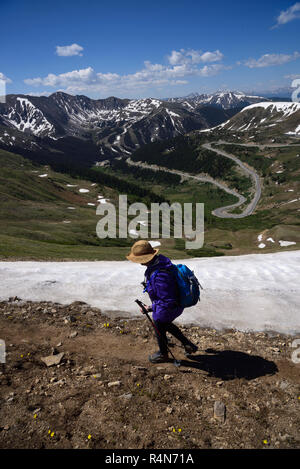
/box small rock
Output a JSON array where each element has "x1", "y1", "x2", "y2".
[
  {"x1": 270, "y1": 347, "x2": 280, "y2": 353},
  {"x1": 164, "y1": 374, "x2": 172, "y2": 381},
  {"x1": 119, "y1": 393, "x2": 133, "y2": 400},
  {"x1": 165, "y1": 406, "x2": 173, "y2": 414},
  {"x1": 53, "y1": 379, "x2": 65, "y2": 386},
  {"x1": 41, "y1": 352, "x2": 64, "y2": 367},
  {"x1": 69, "y1": 331, "x2": 78, "y2": 338},
  {"x1": 108, "y1": 380, "x2": 121, "y2": 387}
]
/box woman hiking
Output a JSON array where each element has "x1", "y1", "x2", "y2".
[{"x1": 127, "y1": 240, "x2": 198, "y2": 364}]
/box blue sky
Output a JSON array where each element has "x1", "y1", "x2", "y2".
[{"x1": 1, "y1": 0, "x2": 300, "y2": 99}]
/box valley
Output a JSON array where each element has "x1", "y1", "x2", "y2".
[{"x1": 0, "y1": 92, "x2": 299, "y2": 260}]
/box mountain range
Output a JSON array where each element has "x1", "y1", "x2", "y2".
[
  {"x1": 0, "y1": 91, "x2": 267, "y2": 159},
  {"x1": 165, "y1": 90, "x2": 272, "y2": 109},
  {"x1": 0, "y1": 91, "x2": 298, "y2": 166}
]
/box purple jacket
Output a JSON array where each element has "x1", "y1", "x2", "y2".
[{"x1": 144, "y1": 254, "x2": 184, "y2": 323}]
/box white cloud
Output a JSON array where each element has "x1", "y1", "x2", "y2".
[
  {"x1": 272, "y1": 2, "x2": 300, "y2": 28},
  {"x1": 167, "y1": 48, "x2": 223, "y2": 65},
  {"x1": 0, "y1": 72, "x2": 12, "y2": 83},
  {"x1": 56, "y1": 43, "x2": 84, "y2": 57},
  {"x1": 198, "y1": 64, "x2": 230, "y2": 76},
  {"x1": 24, "y1": 67, "x2": 96, "y2": 87},
  {"x1": 243, "y1": 51, "x2": 300, "y2": 68},
  {"x1": 24, "y1": 48, "x2": 229, "y2": 96}
]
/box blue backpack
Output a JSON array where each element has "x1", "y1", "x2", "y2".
[
  {"x1": 145, "y1": 263, "x2": 203, "y2": 308},
  {"x1": 172, "y1": 264, "x2": 203, "y2": 308}
]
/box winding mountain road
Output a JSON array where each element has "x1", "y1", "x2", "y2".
[
  {"x1": 127, "y1": 141, "x2": 263, "y2": 219},
  {"x1": 127, "y1": 141, "x2": 300, "y2": 218},
  {"x1": 202, "y1": 143, "x2": 262, "y2": 218}
]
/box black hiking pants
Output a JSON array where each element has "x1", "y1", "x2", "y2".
[{"x1": 153, "y1": 319, "x2": 192, "y2": 355}]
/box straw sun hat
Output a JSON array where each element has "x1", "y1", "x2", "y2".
[{"x1": 126, "y1": 240, "x2": 159, "y2": 264}]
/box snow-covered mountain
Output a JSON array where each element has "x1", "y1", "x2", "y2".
[
  {"x1": 0, "y1": 91, "x2": 240, "y2": 159},
  {"x1": 216, "y1": 101, "x2": 300, "y2": 135},
  {"x1": 0, "y1": 91, "x2": 290, "y2": 164},
  {"x1": 166, "y1": 91, "x2": 269, "y2": 110}
]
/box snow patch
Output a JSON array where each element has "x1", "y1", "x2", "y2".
[
  {"x1": 279, "y1": 240, "x2": 296, "y2": 247},
  {"x1": 1, "y1": 251, "x2": 300, "y2": 334}
]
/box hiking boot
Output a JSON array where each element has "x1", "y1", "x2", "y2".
[
  {"x1": 148, "y1": 351, "x2": 169, "y2": 363},
  {"x1": 184, "y1": 343, "x2": 198, "y2": 356}
]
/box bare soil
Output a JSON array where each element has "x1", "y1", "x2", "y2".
[{"x1": 0, "y1": 298, "x2": 299, "y2": 449}]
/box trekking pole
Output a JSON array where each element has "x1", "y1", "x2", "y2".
[{"x1": 135, "y1": 299, "x2": 181, "y2": 367}]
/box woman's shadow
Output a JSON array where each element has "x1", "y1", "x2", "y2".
[{"x1": 180, "y1": 348, "x2": 278, "y2": 380}]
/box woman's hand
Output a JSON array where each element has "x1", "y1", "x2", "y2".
[{"x1": 140, "y1": 304, "x2": 152, "y2": 313}]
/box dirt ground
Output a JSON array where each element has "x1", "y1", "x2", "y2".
[{"x1": 0, "y1": 298, "x2": 299, "y2": 449}]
